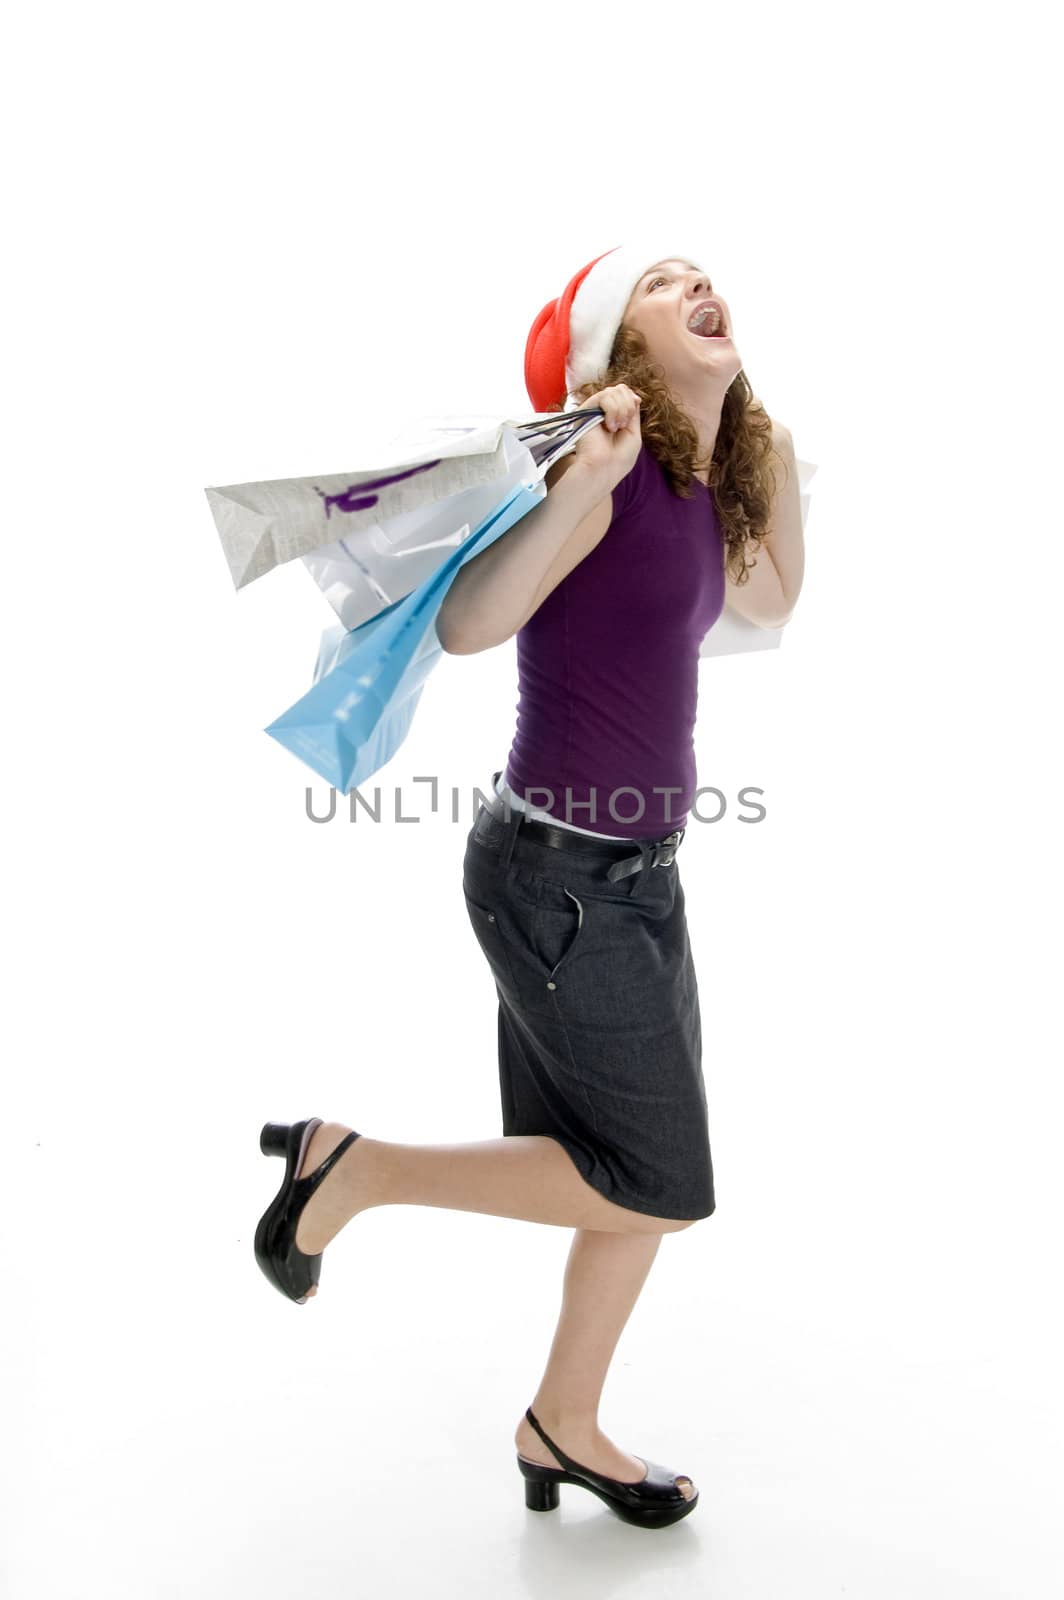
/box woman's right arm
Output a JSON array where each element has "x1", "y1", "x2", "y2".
[
  {"x1": 436, "y1": 461, "x2": 611, "y2": 654},
  {"x1": 436, "y1": 385, "x2": 642, "y2": 655}
]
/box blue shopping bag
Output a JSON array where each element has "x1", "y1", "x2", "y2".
[{"x1": 264, "y1": 477, "x2": 545, "y2": 791}]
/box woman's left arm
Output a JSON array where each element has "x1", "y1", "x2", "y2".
[{"x1": 723, "y1": 421, "x2": 805, "y2": 628}]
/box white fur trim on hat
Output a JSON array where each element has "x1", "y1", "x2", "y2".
[{"x1": 562, "y1": 243, "x2": 710, "y2": 410}]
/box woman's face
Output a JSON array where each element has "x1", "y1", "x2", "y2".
[{"x1": 620, "y1": 259, "x2": 742, "y2": 385}]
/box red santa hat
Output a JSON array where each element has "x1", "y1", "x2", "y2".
[{"x1": 524, "y1": 242, "x2": 712, "y2": 414}]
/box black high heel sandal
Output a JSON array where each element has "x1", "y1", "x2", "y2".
[
  {"x1": 516, "y1": 1407, "x2": 699, "y2": 1528},
  {"x1": 254, "y1": 1119, "x2": 360, "y2": 1304}
]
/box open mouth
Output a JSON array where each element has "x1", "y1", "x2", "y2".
[{"x1": 687, "y1": 303, "x2": 729, "y2": 339}]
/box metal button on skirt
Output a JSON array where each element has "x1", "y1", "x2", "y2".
[{"x1": 462, "y1": 794, "x2": 715, "y2": 1223}]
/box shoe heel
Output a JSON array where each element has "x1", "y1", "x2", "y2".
[
  {"x1": 524, "y1": 1478, "x2": 560, "y2": 1512},
  {"x1": 260, "y1": 1122, "x2": 291, "y2": 1158},
  {"x1": 517, "y1": 1455, "x2": 563, "y2": 1512}
]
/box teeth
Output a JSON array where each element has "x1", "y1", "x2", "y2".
[{"x1": 688, "y1": 304, "x2": 722, "y2": 334}]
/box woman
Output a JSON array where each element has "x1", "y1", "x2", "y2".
[{"x1": 253, "y1": 243, "x2": 805, "y2": 1530}]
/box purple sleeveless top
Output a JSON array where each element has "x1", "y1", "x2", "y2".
[{"x1": 504, "y1": 441, "x2": 726, "y2": 840}]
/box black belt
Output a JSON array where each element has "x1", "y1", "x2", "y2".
[{"x1": 478, "y1": 778, "x2": 685, "y2": 882}]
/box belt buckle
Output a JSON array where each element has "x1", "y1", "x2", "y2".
[{"x1": 651, "y1": 827, "x2": 684, "y2": 868}]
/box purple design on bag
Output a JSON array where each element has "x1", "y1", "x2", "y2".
[{"x1": 314, "y1": 458, "x2": 443, "y2": 518}]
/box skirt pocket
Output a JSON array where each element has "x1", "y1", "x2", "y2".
[
  {"x1": 465, "y1": 864, "x2": 587, "y2": 1013},
  {"x1": 527, "y1": 880, "x2": 586, "y2": 986}
]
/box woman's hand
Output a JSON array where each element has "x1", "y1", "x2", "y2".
[{"x1": 569, "y1": 385, "x2": 643, "y2": 490}]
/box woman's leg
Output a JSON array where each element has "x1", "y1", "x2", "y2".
[
  {"x1": 514, "y1": 1227, "x2": 697, "y2": 1497},
  {"x1": 291, "y1": 1123, "x2": 695, "y2": 1256}
]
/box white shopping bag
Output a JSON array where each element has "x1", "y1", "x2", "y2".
[
  {"x1": 299, "y1": 422, "x2": 542, "y2": 631},
  {"x1": 204, "y1": 410, "x2": 565, "y2": 592}
]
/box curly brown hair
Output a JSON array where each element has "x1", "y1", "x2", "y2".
[{"x1": 548, "y1": 323, "x2": 785, "y2": 585}]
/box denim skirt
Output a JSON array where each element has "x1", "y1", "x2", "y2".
[{"x1": 461, "y1": 784, "x2": 715, "y2": 1223}]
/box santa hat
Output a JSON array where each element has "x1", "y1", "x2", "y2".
[{"x1": 524, "y1": 242, "x2": 712, "y2": 414}]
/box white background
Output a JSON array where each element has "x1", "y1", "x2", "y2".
[{"x1": 4, "y1": 3, "x2": 1060, "y2": 1597}]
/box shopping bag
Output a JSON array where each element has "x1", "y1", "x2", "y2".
[
  {"x1": 263, "y1": 477, "x2": 546, "y2": 792},
  {"x1": 299, "y1": 420, "x2": 541, "y2": 631},
  {"x1": 204, "y1": 410, "x2": 573, "y2": 592}
]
